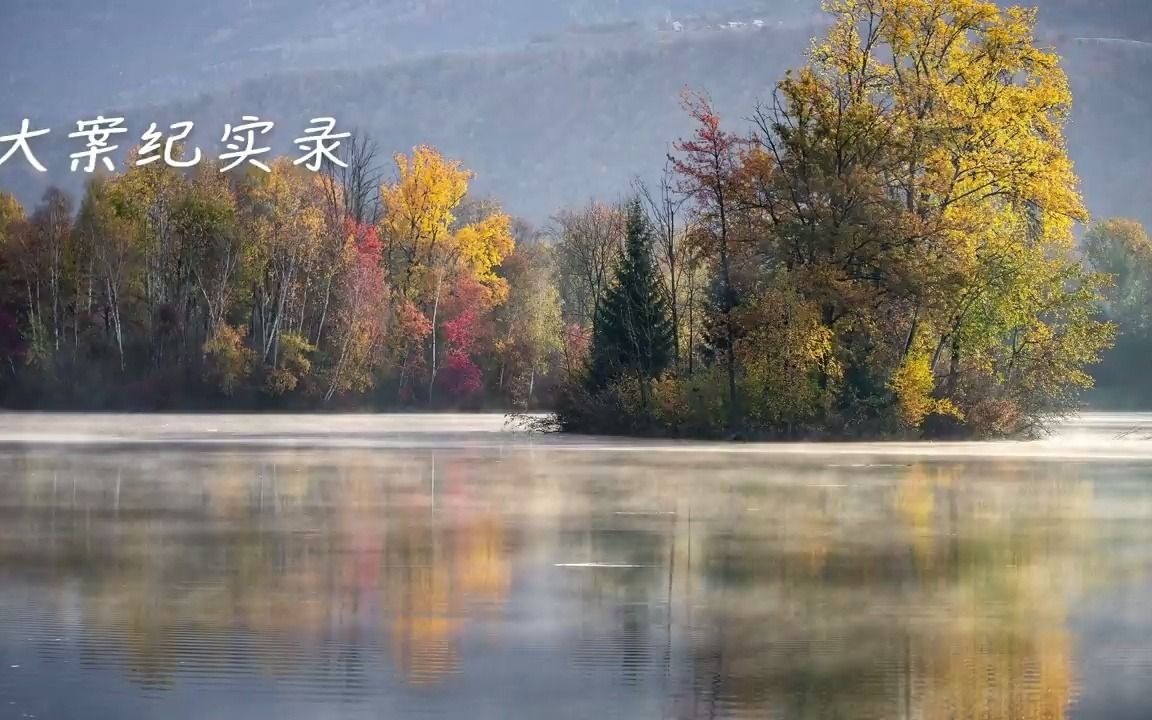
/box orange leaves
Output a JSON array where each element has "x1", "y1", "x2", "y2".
[{"x1": 670, "y1": 91, "x2": 747, "y2": 206}]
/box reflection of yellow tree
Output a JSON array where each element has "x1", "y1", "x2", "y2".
[
  {"x1": 898, "y1": 462, "x2": 1088, "y2": 720},
  {"x1": 683, "y1": 460, "x2": 1096, "y2": 719},
  {"x1": 897, "y1": 463, "x2": 941, "y2": 574},
  {"x1": 7, "y1": 441, "x2": 1128, "y2": 715},
  {"x1": 384, "y1": 514, "x2": 463, "y2": 685},
  {"x1": 455, "y1": 516, "x2": 511, "y2": 604},
  {"x1": 918, "y1": 611, "x2": 1071, "y2": 720}
]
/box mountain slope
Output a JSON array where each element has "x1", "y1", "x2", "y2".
[
  {"x1": 0, "y1": 0, "x2": 815, "y2": 123},
  {"x1": 2, "y1": 4, "x2": 1150, "y2": 228}
]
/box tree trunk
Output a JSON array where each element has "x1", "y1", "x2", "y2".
[
  {"x1": 716, "y1": 187, "x2": 738, "y2": 426},
  {"x1": 427, "y1": 268, "x2": 444, "y2": 404},
  {"x1": 108, "y1": 279, "x2": 124, "y2": 372},
  {"x1": 314, "y1": 274, "x2": 334, "y2": 346}
]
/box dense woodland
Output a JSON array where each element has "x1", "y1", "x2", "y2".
[
  {"x1": 1, "y1": 0, "x2": 1149, "y2": 438},
  {"x1": 0, "y1": 144, "x2": 554, "y2": 411}
]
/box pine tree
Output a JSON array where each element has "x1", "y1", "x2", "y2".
[{"x1": 588, "y1": 200, "x2": 674, "y2": 395}]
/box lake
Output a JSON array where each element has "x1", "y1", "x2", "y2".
[{"x1": 1, "y1": 413, "x2": 1150, "y2": 719}]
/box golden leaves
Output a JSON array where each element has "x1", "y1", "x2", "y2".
[
  {"x1": 890, "y1": 339, "x2": 963, "y2": 428},
  {"x1": 379, "y1": 146, "x2": 515, "y2": 304},
  {"x1": 453, "y1": 211, "x2": 514, "y2": 299},
  {"x1": 745, "y1": 0, "x2": 1112, "y2": 436},
  {"x1": 380, "y1": 145, "x2": 471, "y2": 255}
]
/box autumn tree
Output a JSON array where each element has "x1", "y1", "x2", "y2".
[
  {"x1": 0, "y1": 193, "x2": 27, "y2": 379},
  {"x1": 0, "y1": 193, "x2": 20, "y2": 238},
  {"x1": 321, "y1": 221, "x2": 389, "y2": 402},
  {"x1": 105, "y1": 155, "x2": 189, "y2": 371},
  {"x1": 3, "y1": 188, "x2": 76, "y2": 371},
  {"x1": 435, "y1": 275, "x2": 489, "y2": 402},
  {"x1": 671, "y1": 92, "x2": 746, "y2": 423},
  {"x1": 175, "y1": 166, "x2": 243, "y2": 354},
  {"x1": 737, "y1": 0, "x2": 1112, "y2": 436},
  {"x1": 550, "y1": 201, "x2": 625, "y2": 329},
  {"x1": 492, "y1": 240, "x2": 563, "y2": 409},
  {"x1": 377, "y1": 147, "x2": 514, "y2": 404},
  {"x1": 379, "y1": 145, "x2": 471, "y2": 302},
  {"x1": 234, "y1": 160, "x2": 326, "y2": 394},
  {"x1": 75, "y1": 176, "x2": 137, "y2": 371},
  {"x1": 548, "y1": 0, "x2": 1111, "y2": 439},
  {"x1": 0, "y1": 140, "x2": 530, "y2": 411}
]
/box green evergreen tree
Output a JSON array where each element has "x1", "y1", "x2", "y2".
[{"x1": 588, "y1": 199, "x2": 674, "y2": 394}]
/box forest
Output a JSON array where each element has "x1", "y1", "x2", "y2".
[{"x1": 0, "y1": 0, "x2": 1149, "y2": 438}]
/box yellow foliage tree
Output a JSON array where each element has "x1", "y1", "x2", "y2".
[
  {"x1": 379, "y1": 146, "x2": 515, "y2": 303},
  {"x1": 735, "y1": 284, "x2": 842, "y2": 432},
  {"x1": 890, "y1": 334, "x2": 964, "y2": 429},
  {"x1": 453, "y1": 211, "x2": 514, "y2": 302},
  {"x1": 379, "y1": 145, "x2": 472, "y2": 299},
  {"x1": 377, "y1": 146, "x2": 516, "y2": 400},
  {"x1": 736, "y1": 0, "x2": 1113, "y2": 436},
  {"x1": 236, "y1": 159, "x2": 327, "y2": 367}
]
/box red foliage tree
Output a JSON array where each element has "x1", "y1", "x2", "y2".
[
  {"x1": 670, "y1": 90, "x2": 746, "y2": 421},
  {"x1": 393, "y1": 299, "x2": 432, "y2": 403},
  {"x1": 323, "y1": 220, "x2": 390, "y2": 402},
  {"x1": 434, "y1": 276, "x2": 491, "y2": 401}
]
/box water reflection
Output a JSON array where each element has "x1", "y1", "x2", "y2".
[{"x1": 0, "y1": 418, "x2": 1150, "y2": 719}]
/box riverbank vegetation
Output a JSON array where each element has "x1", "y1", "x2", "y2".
[
  {"x1": 555, "y1": 0, "x2": 1119, "y2": 439},
  {"x1": 0, "y1": 143, "x2": 571, "y2": 411},
  {"x1": 0, "y1": 0, "x2": 1142, "y2": 439}
]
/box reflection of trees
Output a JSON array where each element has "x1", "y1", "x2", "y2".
[
  {"x1": 1, "y1": 444, "x2": 1146, "y2": 717},
  {"x1": 455, "y1": 515, "x2": 511, "y2": 604},
  {"x1": 0, "y1": 448, "x2": 513, "y2": 690},
  {"x1": 384, "y1": 510, "x2": 462, "y2": 685},
  {"x1": 901, "y1": 463, "x2": 1081, "y2": 720},
  {"x1": 676, "y1": 461, "x2": 1098, "y2": 720}
]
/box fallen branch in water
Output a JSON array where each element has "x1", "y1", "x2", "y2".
[{"x1": 504, "y1": 412, "x2": 561, "y2": 433}]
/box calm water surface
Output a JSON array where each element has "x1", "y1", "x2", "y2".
[{"x1": 1, "y1": 413, "x2": 1151, "y2": 719}]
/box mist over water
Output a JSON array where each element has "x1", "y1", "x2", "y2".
[
  {"x1": 3, "y1": 411, "x2": 1152, "y2": 459},
  {"x1": 1, "y1": 413, "x2": 1150, "y2": 719}
]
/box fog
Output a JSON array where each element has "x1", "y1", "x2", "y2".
[
  {"x1": 2, "y1": 411, "x2": 1152, "y2": 719},
  {"x1": 4, "y1": 411, "x2": 1152, "y2": 461}
]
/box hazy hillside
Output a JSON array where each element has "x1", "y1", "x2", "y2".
[
  {"x1": 10, "y1": 0, "x2": 1140, "y2": 123},
  {"x1": 2, "y1": 1, "x2": 1150, "y2": 225},
  {"x1": 0, "y1": 0, "x2": 816, "y2": 123},
  {"x1": 0, "y1": 26, "x2": 812, "y2": 219},
  {"x1": 1060, "y1": 39, "x2": 1152, "y2": 228}
]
